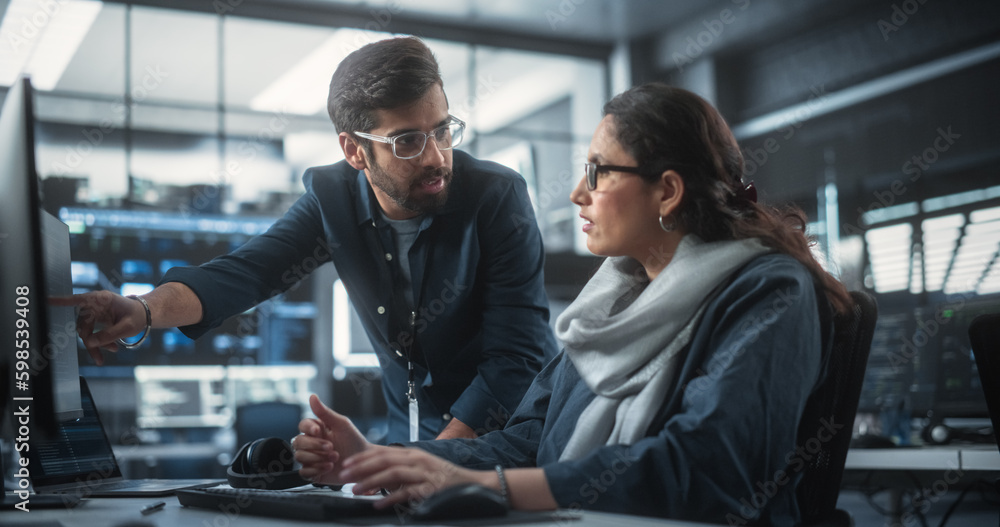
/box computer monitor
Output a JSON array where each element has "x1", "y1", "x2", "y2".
[
  {"x1": 133, "y1": 366, "x2": 231, "y2": 428},
  {"x1": 70, "y1": 261, "x2": 101, "y2": 289},
  {"x1": 225, "y1": 364, "x2": 316, "y2": 409},
  {"x1": 857, "y1": 291, "x2": 996, "y2": 443},
  {"x1": 929, "y1": 295, "x2": 996, "y2": 419},
  {"x1": 0, "y1": 77, "x2": 82, "y2": 439}
]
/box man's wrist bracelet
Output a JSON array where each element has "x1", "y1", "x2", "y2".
[{"x1": 117, "y1": 295, "x2": 151, "y2": 349}]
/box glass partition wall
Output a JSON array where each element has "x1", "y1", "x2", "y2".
[
  {"x1": 13, "y1": 2, "x2": 605, "y2": 250},
  {"x1": 0, "y1": 1, "x2": 606, "y2": 379}
]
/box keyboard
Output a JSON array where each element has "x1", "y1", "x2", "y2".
[{"x1": 176, "y1": 487, "x2": 385, "y2": 521}]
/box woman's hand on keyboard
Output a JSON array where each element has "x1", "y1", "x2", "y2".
[
  {"x1": 293, "y1": 394, "x2": 371, "y2": 485},
  {"x1": 338, "y1": 447, "x2": 491, "y2": 510}
]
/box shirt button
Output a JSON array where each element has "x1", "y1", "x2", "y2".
[
  {"x1": 385, "y1": 253, "x2": 392, "y2": 261},
  {"x1": 443, "y1": 413, "x2": 452, "y2": 421},
  {"x1": 377, "y1": 306, "x2": 385, "y2": 314}
]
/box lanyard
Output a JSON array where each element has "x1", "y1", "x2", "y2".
[
  {"x1": 406, "y1": 311, "x2": 418, "y2": 441},
  {"x1": 370, "y1": 209, "x2": 434, "y2": 442}
]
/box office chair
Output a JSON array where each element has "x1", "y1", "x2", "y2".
[
  {"x1": 968, "y1": 312, "x2": 1000, "y2": 525},
  {"x1": 796, "y1": 291, "x2": 878, "y2": 527},
  {"x1": 234, "y1": 401, "x2": 303, "y2": 450}
]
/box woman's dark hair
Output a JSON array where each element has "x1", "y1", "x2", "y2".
[
  {"x1": 603, "y1": 83, "x2": 851, "y2": 315},
  {"x1": 327, "y1": 36, "x2": 443, "y2": 150}
]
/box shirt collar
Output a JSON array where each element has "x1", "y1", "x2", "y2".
[{"x1": 354, "y1": 168, "x2": 378, "y2": 227}]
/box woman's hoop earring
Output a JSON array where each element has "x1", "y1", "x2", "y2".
[{"x1": 659, "y1": 214, "x2": 676, "y2": 233}]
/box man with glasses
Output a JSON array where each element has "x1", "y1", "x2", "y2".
[{"x1": 59, "y1": 37, "x2": 558, "y2": 443}]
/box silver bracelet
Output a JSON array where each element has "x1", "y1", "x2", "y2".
[
  {"x1": 117, "y1": 295, "x2": 151, "y2": 349},
  {"x1": 494, "y1": 465, "x2": 509, "y2": 505}
]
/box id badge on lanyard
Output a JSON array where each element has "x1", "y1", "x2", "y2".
[
  {"x1": 406, "y1": 311, "x2": 419, "y2": 442},
  {"x1": 408, "y1": 369, "x2": 419, "y2": 442},
  {"x1": 406, "y1": 374, "x2": 420, "y2": 441}
]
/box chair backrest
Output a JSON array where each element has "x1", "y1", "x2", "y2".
[
  {"x1": 968, "y1": 313, "x2": 1000, "y2": 450},
  {"x1": 795, "y1": 290, "x2": 878, "y2": 524},
  {"x1": 235, "y1": 401, "x2": 303, "y2": 449}
]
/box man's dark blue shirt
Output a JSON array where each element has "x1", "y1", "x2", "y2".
[{"x1": 162, "y1": 150, "x2": 558, "y2": 442}]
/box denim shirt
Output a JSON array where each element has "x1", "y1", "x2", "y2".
[
  {"x1": 414, "y1": 254, "x2": 833, "y2": 525},
  {"x1": 163, "y1": 150, "x2": 558, "y2": 442}
]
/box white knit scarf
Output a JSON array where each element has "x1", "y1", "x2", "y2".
[{"x1": 555, "y1": 235, "x2": 770, "y2": 461}]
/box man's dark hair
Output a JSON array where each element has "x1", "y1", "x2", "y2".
[{"x1": 327, "y1": 36, "x2": 443, "y2": 143}]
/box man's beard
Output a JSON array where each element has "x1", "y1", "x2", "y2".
[{"x1": 368, "y1": 158, "x2": 452, "y2": 215}]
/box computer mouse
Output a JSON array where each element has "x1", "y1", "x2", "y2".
[{"x1": 411, "y1": 483, "x2": 509, "y2": 521}]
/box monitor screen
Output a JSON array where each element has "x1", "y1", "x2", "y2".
[
  {"x1": 226, "y1": 364, "x2": 316, "y2": 409},
  {"x1": 120, "y1": 259, "x2": 153, "y2": 282},
  {"x1": 133, "y1": 366, "x2": 231, "y2": 428},
  {"x1": 857, "y1": 293, "x2": 995, "y2": 423},
  {"x1": 857, "y1": 311, "x2": 924, "y2": 414},
  {"x1": 930, "y1": 295, "x2": 996, "y2": 418},
  {"x1": 0, "y1": 76, "x2": 82, "y2": 439},
  {"x1": 71, "y1": 261, "x2": 101, "y2": 288}
]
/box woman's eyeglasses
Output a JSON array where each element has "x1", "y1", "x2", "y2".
[{"x1": 584, "y1": 162, "x2": 644, "y2": 191}]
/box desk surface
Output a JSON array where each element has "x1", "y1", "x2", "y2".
[
  {"x1": 845, "y1": 443, "x2": 1000, "y2": 471},
  {"x1": 0, "y1": 496, "x2": 709, "y2": 527}
]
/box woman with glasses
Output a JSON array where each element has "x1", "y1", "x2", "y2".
[{"x1": 293, "y1": 83, "x2": 851, "y2": 526}]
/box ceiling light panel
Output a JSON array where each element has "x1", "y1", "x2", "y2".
[
  {"x1": 0, "y1": 0, "x2": 101, "y2": 89},
  {"x1": 251, "y1": 28, "x2": 389, "y2": 115},
  {"x1": 866, "y1": 223, "x2": 913, "y2": 293}
]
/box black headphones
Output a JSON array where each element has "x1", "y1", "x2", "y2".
[
  {"x1": 921, "y1": 422, "x2": 995, "y2": 445},
  {"x1": 227, "y1": 437, "x2": 309, "y2": 490}
]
